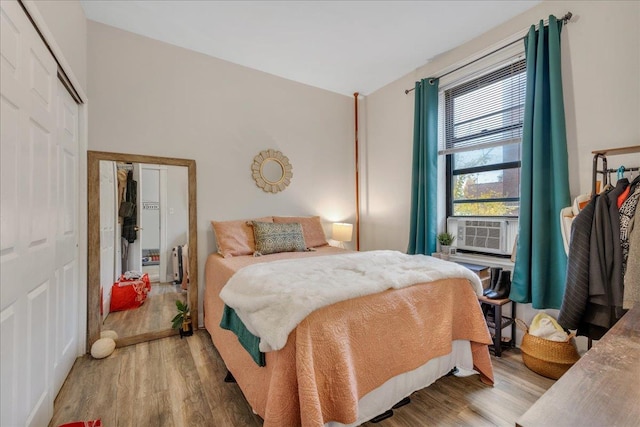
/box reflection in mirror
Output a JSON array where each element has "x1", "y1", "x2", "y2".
[
  {"x1": 88, "y1": 151, "x2": 197, "y2": 350},
  {"x1": 99, "y1": 161, "x2": 188, "y2": 340},
  {"x1": 262, "y1": 158, "x2": 284, "y2": 184}
]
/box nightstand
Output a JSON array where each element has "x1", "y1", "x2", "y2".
[{"x1": 477, "y1": 295, "x2": 516, "y2": 357}]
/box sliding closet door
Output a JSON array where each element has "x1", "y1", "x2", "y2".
[
  {"x1": 52, "y1": 80, "x2": 79, "y2": 394},
  {"x1": 1, "y1": 1, "x2": 80, "y2": 425}
]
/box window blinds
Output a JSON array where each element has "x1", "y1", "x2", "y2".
[{"x1": 441, "y1": 59, "x2": 526, "y2": 155}]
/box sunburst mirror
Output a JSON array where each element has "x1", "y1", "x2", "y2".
[{"x1": 251, "y1": 149, "x2": 293, "y2": 193}]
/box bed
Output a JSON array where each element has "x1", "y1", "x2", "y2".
[{"x1": 204, "y1": 241, "x2": 494, "y2": 427}]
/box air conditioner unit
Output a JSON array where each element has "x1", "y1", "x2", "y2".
[{"x1": 447, "y1": 217, "x2": 518, "y2": 256}]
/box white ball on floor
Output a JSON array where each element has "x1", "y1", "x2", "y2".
[
  {"x1": 100, "y1": 329, "x2": 118, "y2": 340},
  {"x1": 91, "y1": 338, "x2": 116, "y2": 359}
]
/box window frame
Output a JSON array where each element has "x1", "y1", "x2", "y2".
[{"x1": 443, "y1": 59, "x2": 525, "y2": 219}]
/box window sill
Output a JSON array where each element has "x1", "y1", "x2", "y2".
[{"x1": 448, "y1": 252, "x2": 515, "y2": 270}]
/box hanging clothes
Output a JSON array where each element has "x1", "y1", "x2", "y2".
[
  {"x1": 617, "y1": 185, "x2": 631, "y2": 208},
  {"x1": 623, "y1": 199, "x2": 640, "y2": 309},
  {"x1": 121, "y1": 238, "x2": 129, "y2": 274},
  {"x1": 122, "y1": 170, "x2": 138, "y2": 244},
  {"x1": 116, "y1": 168, "x2": 128, "y2": 224},
  {"x1": 579, "y1": 179, "x2": 628, "y2": 339},
  {"x1": 620, "y1": 178, "x2": 640, "y2": 274},
  {"x1": 559, "y1": 175, "x2": 637, "y2": 340},
  {"x1": 558, "y1": 196, "x2": 597, "y2": 329}
]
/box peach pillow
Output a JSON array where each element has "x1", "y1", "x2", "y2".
[
  {"x1": 273, "y1": 216, "x2": 328, "y2": 248},
  {"x1": 212, "y1": 217, "x2": 273, "y2": 258}
]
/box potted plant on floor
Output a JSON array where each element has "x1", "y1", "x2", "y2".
[
  {"x1": 172, "y1": 300, "x2": 193, "y2": 338},
  {"x1": 437, "y1": 232, "x2": 456, "y2": 260}
]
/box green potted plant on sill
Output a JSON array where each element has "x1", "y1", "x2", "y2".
[
  {"x1": 437, "y1": 232, "x2": 456, "y2": 260},
  {"x1": 172, "y1": 299, "x2": 193, "y2": 338}
]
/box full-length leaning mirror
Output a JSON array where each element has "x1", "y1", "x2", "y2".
[{"x1": 87, "y1": 151, "x2": 197, "y2": 350}]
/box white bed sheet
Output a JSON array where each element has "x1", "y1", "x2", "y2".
[{"x1": 325, "y1": 340, "x2": 474, "y2": 427}]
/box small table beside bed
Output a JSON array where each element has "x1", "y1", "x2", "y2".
[{"x1": 205, "y1": 217, "x2": 494, "y2": 427}]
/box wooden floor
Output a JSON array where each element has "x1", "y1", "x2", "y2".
[
  {"x1": 50, "y1": 331, "x2": 554, "y2": 427},
  {"x1": 103, "y1": 282, "x2": 185, "y2": 337}
]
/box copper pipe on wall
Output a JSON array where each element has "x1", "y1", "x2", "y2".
[{"x1": 353, "y1": 92, "x2": 360, "y2": 251}]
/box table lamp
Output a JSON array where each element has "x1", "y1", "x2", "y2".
[{"x1": 332, "y1": 222, "x2": 353, "y2": 248}]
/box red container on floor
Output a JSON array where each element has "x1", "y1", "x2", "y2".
[
  {"x1": 110, "y1": 274, "x2": 151, "y2": 312},
  {"x1": 58, "y1": 420, "x2": 102, "y2": 427},
  {"x1": 119, "y1": 272, "x2": 151, "y2": 292}
]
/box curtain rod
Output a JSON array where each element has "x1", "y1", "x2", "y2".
[{"x1": 404, "y1": 12, "x2": 572, "y2": 95}]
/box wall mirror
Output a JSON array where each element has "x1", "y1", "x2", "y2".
[
  {"x1": 251, "y1": 149, "x2": 293, "y2": 193},
  {"x1": 87, "y1": 151, "x2": 197, "y2": 350}
]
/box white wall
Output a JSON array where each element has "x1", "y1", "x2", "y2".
[
  {"x1": 140, "y1": 168, "x2": 161, "y2": 250},
  {"x1": 87, "y1": 21, "x2": 356, "y2": 324},
  {"x1": 30, "y1": 0, "x2": 87, "y2": 93},
  {"x1": 166, "y1": 165, "x2": 188, "y2": 251},
  {"x1": 364, "y1": 0, "x2": 640, "y2": 348},
  {"x1": 166, "y1": 165, "x2": 189, "y2": 281}
]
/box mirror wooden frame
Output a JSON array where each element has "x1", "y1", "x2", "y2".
[{"x1": 87, "y1": 151, "x2": 198, "y2": 350}]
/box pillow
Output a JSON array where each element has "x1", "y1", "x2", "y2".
[
  {"x1": 212, "y1": 217, "x2": 273, "y2": 258},
  {"x1": 252, "y1": 221, "x2": 307, "y2": 256},
  {"x1": 273, "y1": 216, "x2": 328, "y2": 248}
]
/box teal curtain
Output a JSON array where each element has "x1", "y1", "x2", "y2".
[
  {"x1": 408, "y1": 78, "x2": 439, "y2": 255},
  {"x1": 511, "y1": 15, "x2": 570, "y2": 309}
]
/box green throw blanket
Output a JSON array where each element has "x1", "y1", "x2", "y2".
[{"x1": 220, "y1": 304, "x2": 265, "y2": 366}]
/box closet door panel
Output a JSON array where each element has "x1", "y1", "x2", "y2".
[
  {"x1": 26, "y1": 281, "x2": 51, "y2": 427},
  {"x1": 0, "y1": 90, "x2": 20, "y2": 273},
  {"x1": 0, "y1": 1, "x2": 59, "y2": 426},
  {"x1": 0, "y1": 4, "x2": 20, "y2": 78},
  {"x1": 0, "y1": 0, "x2": 27, "y2": 308},
  {"x1": 0, "y1": 4, "x2": 30, "y2": 425},
  {"x1": 1, "y1": 305, "x2": 19, "y2": 427},
  {"x1": 53, "y1": 80, "x2": 79, "y2": 393}
]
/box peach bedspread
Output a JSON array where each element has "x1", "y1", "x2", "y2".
[{"x1": 204, "y1": 248, "x2": 494, "y2": 427}]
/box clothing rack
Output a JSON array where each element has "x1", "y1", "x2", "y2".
[
  {"x1": 591, "y1": 145, "x2": 640, "y2": 195},
  {"x1": 582, "y1": 145, "x2": 640, "y2": 349}
]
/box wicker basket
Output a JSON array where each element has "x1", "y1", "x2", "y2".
[{"x1": 516, "y1": 319, "x2": 580, "y2": 380}]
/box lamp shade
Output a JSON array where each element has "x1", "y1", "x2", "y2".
[{"x1": 332, "y1": 222, "x2": 353, "y2": 242}]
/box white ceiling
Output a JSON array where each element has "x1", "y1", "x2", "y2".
[{"x1": 80, "y1": 1, "x2": 540, "y2": 96}]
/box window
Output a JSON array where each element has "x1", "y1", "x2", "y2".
[{"x1": 443, "y1": 59, "x2": 525, "y2": 217}]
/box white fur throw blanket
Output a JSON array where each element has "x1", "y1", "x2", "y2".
[{"x1": 219, "y1": 250, "x2": 483, "y2": 352}]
